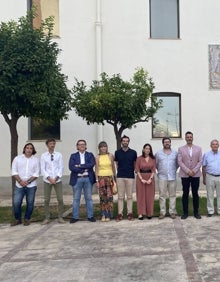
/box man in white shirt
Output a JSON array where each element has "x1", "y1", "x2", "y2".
[
  {"x1": 11, "y1": 143, "x2": 40, "y2": 226},
  {"x1": 41, "y1": 138, "x2": 65, "y2": 224}
]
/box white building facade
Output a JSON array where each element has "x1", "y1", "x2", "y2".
[{"x1": 0, "y1": 0, "x2": 220, "y2": 177}]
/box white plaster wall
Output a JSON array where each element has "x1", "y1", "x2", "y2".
[{"x1": 1, "y1": 0, "x2": 220, "y2": 176}]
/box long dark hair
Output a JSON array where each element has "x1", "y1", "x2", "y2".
[
  {"x1": 142, "y1": 143, "x2": 155, "y2": 159},
  {"x1": 22, "y1": 143, "x2": 37, "y2": 155}
]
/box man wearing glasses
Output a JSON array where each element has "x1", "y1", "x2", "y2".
[
  {"x1": 41, "y1": 138, "x2": 65, "y2": 224},
  {"x1": 69, "y1": 139, "x2": 96, "y2": 223}
]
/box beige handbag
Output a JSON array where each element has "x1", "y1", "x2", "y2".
[{"x1": 112, "y1": 180, "x2": 118, "y2": 195}]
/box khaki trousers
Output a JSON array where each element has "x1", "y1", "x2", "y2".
[
  {"x1": 206, "y1": 174, "x2": 220, "y2": 214},
  {"x1": 158, "y1": 179, "x2": 176, "y2": 215},
  {"x1": 43, "y1": 181, "x2": 64, "y2": 219},
  {"x1": 116, "y1": 178, "x2": 134, "y2": 215}
]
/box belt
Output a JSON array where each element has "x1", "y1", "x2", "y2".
[
  {"x1": 208, "y1": 174, "x2": 220, "y2": 177},
  {"x1": 140, "y1": 169, "x2": 152, "y2": 173},
  {"x1": 77, "y1": 175, "x2": 89, "y2": 178}
]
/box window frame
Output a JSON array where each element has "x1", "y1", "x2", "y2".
[
  {"x1": 149, "y1": 0, "x2": 180, "y2": 39},
  {"x1": 29, "y1": 117, "x2": 61, "y2": 141},
  {"x1": 27, "y1": 0, "x2": 60, "y2": 37},
  {"x1": 152, "y1": 92, "x2": 182, "y2": 138}
]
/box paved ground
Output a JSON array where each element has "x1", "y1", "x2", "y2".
[
  {"x1": 1, "y1": 177, "x2": 219, "y2": 282},
  {"x1": 1, "y1": 214, "x2": 220, "y2": 282}
]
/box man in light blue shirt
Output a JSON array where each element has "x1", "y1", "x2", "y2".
[
  {"x1": 156, "y1": 137, "x2": 178, "y2": 219},
  {"x1": 202, "y1": 139, "x2": 220, "y2": 216}
]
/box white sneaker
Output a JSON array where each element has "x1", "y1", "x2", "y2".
[
  {"x1": 41, "y1": 219, "x2": 50, "y2": 225},
  {"x1": 101, "y1": 216, "x2": 106, "y2": 222},
  {"x1": 58, "y1": 218, "x2": 66, "y2": 224}
]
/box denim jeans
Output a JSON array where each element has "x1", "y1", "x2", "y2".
[
  {"x1": 13, "y1": 186, "x2": 37, "y2": 220},
  {"x1": 72, "y1": 177, "x2": 94, "y2": 219}
]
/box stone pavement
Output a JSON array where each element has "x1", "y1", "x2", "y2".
[
  {"x1": 1, "y1": 215, "x2": 220, "y2": 282},
  {"x1": 1, "y1": 178, "x2": 218, "y2": 282}
]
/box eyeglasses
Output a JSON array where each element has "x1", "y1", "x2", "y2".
[
  {"x1": 77, "y1": 143, "x2": 86, "y2": 146},
  {"x1": 51, "y1": 154, "x2": 54, "y2": 161}
]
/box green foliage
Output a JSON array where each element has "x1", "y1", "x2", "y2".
[
  {"x1": 72, "y1": 68, "x2": 162, "y2": 148},
  {"x1": 0, "y1": 9, "x2": 71, "y2": 121}
]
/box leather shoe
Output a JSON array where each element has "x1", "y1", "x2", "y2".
[
  {"x1": 116, "y1": 214, "x2": 123, "y2": 222},
  {"x1": 23, "y1": 219, "x2": 30, "y2": 226},
  {"x1": 207, "y1": 214, "x2": 213, "y2": 217},
  {"x1": 88, "y1": 217, "x2": 96, "y2": 222},
  {"x1": 70, "y1": 218, "x2": 79, "y2": 224},
  {"x1": 11, "y1": 220, "x2": 22, "y2": 226},
  {"x1": 181, "y1": 214, "x2": 188, "y2": 220},
  {"x1": 194, "y1": 214, "x2": 201, "y2": 219}
]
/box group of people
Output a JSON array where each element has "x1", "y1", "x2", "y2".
[
  {"x1": 10, "y1": 131, "x2": 220, "y2": 226},
  {"x1": 11, "y1": 138, "x2": 65, "y2": 226}
]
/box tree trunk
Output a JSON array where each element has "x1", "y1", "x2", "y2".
[
  {"x1": 9, "y1": 117, "x2": 19, "y2": 165},
  {"x1": 2, "y1": 113, "x2": 19, "y2": 165},
  {"x1": 2, "y1": 113, "x2": 19, "y2": 206},
  {"x1": 113, "y1": 124, "x2": 124, "y2": 150}
]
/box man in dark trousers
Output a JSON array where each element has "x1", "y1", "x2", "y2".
[{"x1": 178, "y1": 131, "x2": 202, "y2": 219}]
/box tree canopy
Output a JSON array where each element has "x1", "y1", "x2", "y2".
[
  {"x1": 72, "y1": 68, "x2": 162, "y2": 149},
  {"x1": 0, "y1": 10, "x2": 72, "y2": 163}
]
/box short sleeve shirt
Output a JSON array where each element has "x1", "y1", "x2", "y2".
[{"x1": 115, "y1": 148, "x2": 137, "y2": 178}]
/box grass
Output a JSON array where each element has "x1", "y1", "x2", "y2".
[{"x1": 0, "y1": 196, "x2": 214, "y2": 224}]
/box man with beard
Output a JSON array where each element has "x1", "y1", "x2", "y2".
[
  {"x1": 114, "y1": 135, "x2": 137, "y2": 221},
  {"x1": 178, "y1": 131, "x2": 202, "y2": 219},
  {"x1": 156, "y1": 137, "x2": 178, "y2": 219}
]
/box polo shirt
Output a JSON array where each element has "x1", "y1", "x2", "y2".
[{"x1": 114, "y1": 148, "x2": 137, "y2": 178}]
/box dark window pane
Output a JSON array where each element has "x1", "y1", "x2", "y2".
[{"x1": 29, "y1": 118, "x2": 60, "y2": 140}]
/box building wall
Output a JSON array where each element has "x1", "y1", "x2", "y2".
[{"x1": 0, "y1": 0, "x2": 220, "y2": 177}]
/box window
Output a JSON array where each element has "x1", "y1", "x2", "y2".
[
  {"x1": 27, "y1": 0, "x2": 60, "y2": 37},
  {"x1": 149, "y1": 0, "x2": 179, "y2": 39},
  {"x1": 29, "y1": 118, "x2": 60, "y2": 140},
  {"x1": 152, "y1": 93, "x2": 181, "y2": 138}
]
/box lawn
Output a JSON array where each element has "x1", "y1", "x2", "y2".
[{"x1": 0, "y1": 196, "x2": 212, "y2": 224}]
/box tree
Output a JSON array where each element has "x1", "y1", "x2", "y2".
[
  {"x1": 72, "y1": 68, "x2": 162, "y2": 149},
  {"x1": 0, "y1": 10, "x2": 72, "y2": 166}
]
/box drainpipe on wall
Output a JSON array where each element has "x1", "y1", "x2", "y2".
[{"x1": 95, "y1": 0, "x2": 103, "y2": 143}]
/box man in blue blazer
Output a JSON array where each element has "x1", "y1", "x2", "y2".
[{"x1": 69, "y1": 139, "x2": 96, "y2": 223}]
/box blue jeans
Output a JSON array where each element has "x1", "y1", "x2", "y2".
[
  {"x1": 13, "y1": 186, "x2": 37, "y2": 220},
  {"x1": 72, "y1": 177, "x2": 94, "y2": 219}
]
